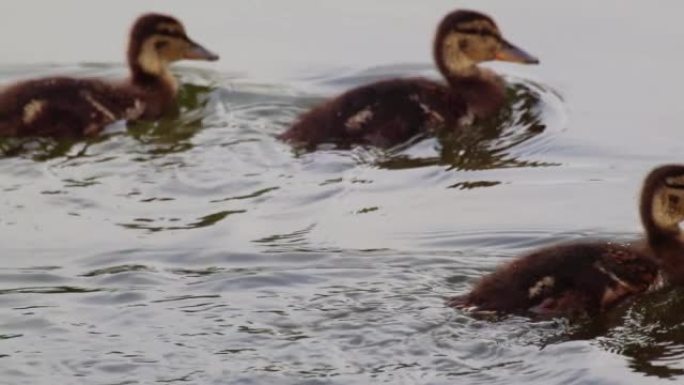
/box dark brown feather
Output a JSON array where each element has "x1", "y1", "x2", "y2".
[
  {"x1": 279, "y1": 78, "x2": 466, "y2": 148},
  {"x1": 449, "y1": 243, "x2": 658, "y2": 316},
  {"x1": 0, "y1": 78, "x2": 142, "y2": 136}
]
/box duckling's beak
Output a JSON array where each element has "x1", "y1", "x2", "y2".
[
  {"x1": 184, "y1": 40, "x2": 220, "y2": 61},
  {"x1": 495, "y1": 39, "x2": 539, "y2": 65}
]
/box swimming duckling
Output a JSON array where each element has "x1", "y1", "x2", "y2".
[
  {"x1": 279, "y1": 9, "x2": 538, "y2": 149},
  {"x1": 449, "y1": 165, "x2": 684, "y2": 317},
  {"x1": 0, "y1": 13, "x2": 218, "y2": 137}
]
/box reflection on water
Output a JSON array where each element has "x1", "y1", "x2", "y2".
[
  {"x1": 597, "y1": 288, "x2": 684, "y2": 378},
  {"x1": 0, "y1": 52, "x2": 682, "y2": 385},
  {"x1": 127, "y1": 83, "x2": 215, "y2": 152}
]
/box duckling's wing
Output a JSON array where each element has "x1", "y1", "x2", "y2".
[
  {"x1": 451, "y1": 243, "x2": 639, "y2": 316},
  {"x1": 282, "y1": 78, "x2": 458, "y2": 148},
  {"x1": 0, "y1": 78, "x2": 144, "y2": 137},
  {"x1": 338, "y1": 79, "x2": 459, "y2": 146}
]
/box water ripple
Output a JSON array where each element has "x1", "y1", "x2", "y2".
[{"x1": 0, "y1": 60, "x2": 678, "y2": 385}]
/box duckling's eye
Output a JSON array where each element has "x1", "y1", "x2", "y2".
[
  {"x1": 459, "y1": 39, "x2": 470, "y2": 50},
  {"x1": 669, "y1": 195, "x2": 680, "y2": 206},
  {"x1": 155, "y1": 41, "x2": 169, "y2": 50}
]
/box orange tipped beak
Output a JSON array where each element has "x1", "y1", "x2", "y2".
[
  {"x1": 495, "y1": 40, "x2": 539, "y2": 65},
  {"x1": 184, "y1": 40, "x2": 220, "y2": 61}
]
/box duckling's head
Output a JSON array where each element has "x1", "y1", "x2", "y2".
[
  {"x1": 127, "y1": 13, "x2": 219, "y2": 83},
  {"x1": 641, "y1": 164, "x2": 684, "y2": 243},
  {"x1": 434, "y1": 10, "x2": 538, "y2": 78}
]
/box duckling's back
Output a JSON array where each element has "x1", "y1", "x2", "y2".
[
  {"x1": 450, "y1": 242, "x2": 659, "y2": 316},
  {"x1": 0, "y1": 77, "x2": 143, "y2": 137},
  {"x1": 280, "y1": 78, "x2": 467, "y2": 149}
]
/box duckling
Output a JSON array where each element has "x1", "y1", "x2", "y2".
[
  {"x1": 449, "y1": 165, "x2": 684, "y2": 317},
  {"x1": 0, "y1": 13, "x2": 219, "y2": 137},
  {"x1": 279, "y1": 9, "x2": 538, "y2": 149}
]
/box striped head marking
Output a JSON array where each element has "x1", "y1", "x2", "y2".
[{"x1": 435, "y1": 10, "x2": 538, "y2": 76}]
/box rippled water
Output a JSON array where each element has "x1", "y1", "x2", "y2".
[{"x1": 3, "y1": 1, "x2": 684, "y2": 384}]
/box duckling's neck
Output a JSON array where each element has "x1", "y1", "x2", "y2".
[
  {"x1": 127, "y1": 61, "x2": 178, "y2": 119},
  {"x1": 647, "y1": 235, "x2": 684, "y2": 285},
  {"x1": 433, "y1": 36, "x2": 507, "y2": 116},
  {"x1": 641, "y1": 188, "x2": 681, "y2": 249},
  {"x1": 445, "y1": 68, "x2": 506, "y2": 118},
  {"x1": 642, "y1": 217, "x2": 684, "y2": 285},
  {"x1": 130, "y1": 62, "x2": 178, "y2": 94}
]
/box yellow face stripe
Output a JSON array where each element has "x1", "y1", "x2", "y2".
[{"x1": 137, "y1": 38, "x2": 179, "y2": 92}]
